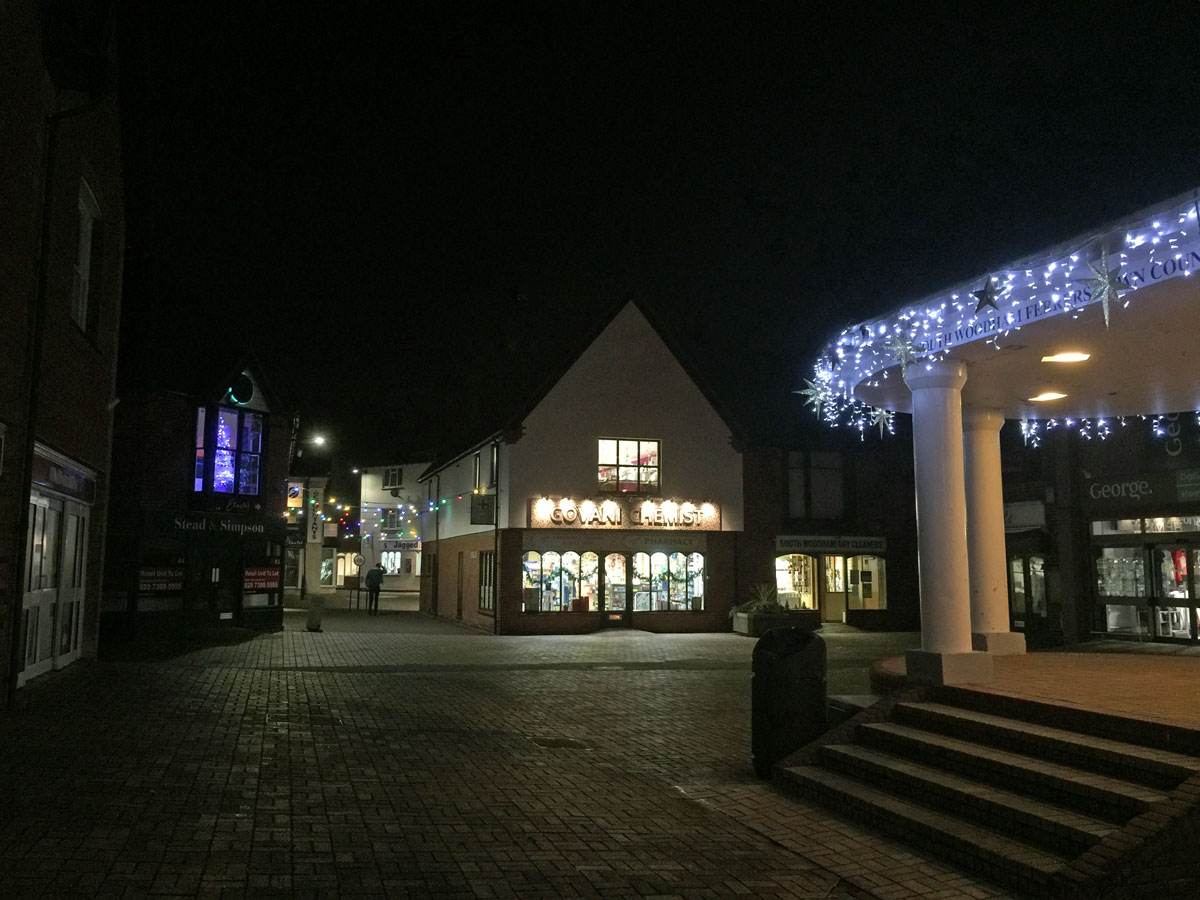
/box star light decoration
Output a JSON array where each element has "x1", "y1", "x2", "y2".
[
  {"x1": 883, "y1": 332, "x2": 919, "y2": 376},
  {"x1": 1079, "y1": 249, "x2": 1130, "y2": 328},
  {"x1": 972, "y1": 275, "x2": 1001, "y2": 313}
]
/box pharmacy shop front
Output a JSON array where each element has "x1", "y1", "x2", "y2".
[{"x1": 511, "y1": 497, "x2": 735, "y2": 634}]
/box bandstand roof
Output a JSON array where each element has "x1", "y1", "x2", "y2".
[{"x1": 818, "y1": 189, "x2": 1200, "y2": 422}]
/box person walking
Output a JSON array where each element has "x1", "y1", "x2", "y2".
[{"x1": 365, "y1": 561, "x2": 384, "y2": 615}]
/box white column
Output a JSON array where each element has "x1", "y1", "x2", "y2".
[
  {"x1": 903, "y1": 359, "x2": 992, "y2": 685},
  {"x1": 963, "y1": 408, "x2": 1026, "y2": 654}
]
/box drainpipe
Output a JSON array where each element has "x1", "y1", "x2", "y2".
[
  {"x1": 492, "y1": 441, "x2": 500, "y2": 636},
  {"x1": 7, "y1": 95, "x2": 105, "y2": 709}
]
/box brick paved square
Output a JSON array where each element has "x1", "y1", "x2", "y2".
[{"x1": 1, "y1": 620, "x2": 1014, "y2": 899}]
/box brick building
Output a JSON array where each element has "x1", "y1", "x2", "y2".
[
  {"x1": 1, "y1": 1, "x2": 124, "y2": 696},
  {"x1": 419, "y1": 301, "x2": 748, "y2": 634},
  {"x1": 101, "y1": 361, "x2": 293, "y2": 636}
]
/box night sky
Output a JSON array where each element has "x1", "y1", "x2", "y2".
[{"x1": 116, "y1": 2, "x2": 1200, "y2": 462}]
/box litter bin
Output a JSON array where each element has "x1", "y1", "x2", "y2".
[
  {"x1": 306, "y1": 595, "x2": 324, "y2": 632},
  {"x1": 751, "y1": 626, "x2": 827, "y2": 778}
]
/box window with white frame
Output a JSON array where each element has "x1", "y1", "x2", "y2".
[
  {"x1": 193, "y1": 406, "x2": 264, "y2": 495},
  {"x1": 382, "y1": 466, "x2": 403, "y2": 489},
  {"x1": 479, "y1": 550, "x2": 495, "y2": 611},
  {"x1": 71, "y1": 179, "x2": 103, "y2": 335},
  {"x1": 598, "y1": 439, "x2": 659, "y2": 493},
  {"x1": 473, "y1": 452, "x2": 482, "y2": 491},
  {"x1": 489, "y1": 443, "x2": 498, "y2": 486}
]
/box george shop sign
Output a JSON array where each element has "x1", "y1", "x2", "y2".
[
  {"x1": 1083, "y1": 468, "x2": 1200, "y2": 510},
  {"x1": 529, "y1": 496, "x2": 721, "y2": 530}
]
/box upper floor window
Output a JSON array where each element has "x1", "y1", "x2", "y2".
[
  {"x1": 70, "y1": 179, "x2": 102, "y2": 336},
  {"x1": 194, "y1": 406, "x2": 264, "y2": 495},
  {"x1": 473, "y1": 452, "x2": 482, "y2": 491},
  {"x1": 598, "y1": 439, "x2": 659, "y2": 493},
  {"x1": 489, "y1": 442, "x2": 499, "y2": 486},
  {"x1": 382, "y1": 466, "x2": 403, "y2": 489}
]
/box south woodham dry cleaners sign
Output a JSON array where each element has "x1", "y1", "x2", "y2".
[{"x1": 528, "y1": 497, "x2": 721, "y2": 530}]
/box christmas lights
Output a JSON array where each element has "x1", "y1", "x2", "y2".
[{"x1": 807, "y1": 190, "x2": 1200, "y2": 444}]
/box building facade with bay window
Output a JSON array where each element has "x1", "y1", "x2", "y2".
[
  {"x1": 101, "y1": 364, "x2": 291, "y2": 636},
  {"x1": 418, "y1": 301, "x2": 748, "y2": 634}
]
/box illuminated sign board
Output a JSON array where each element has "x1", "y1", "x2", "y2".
[{"x1": 528, "y1": 497, "x2": 721, "y2": 530}]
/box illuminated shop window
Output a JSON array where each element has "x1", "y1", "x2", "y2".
[
  {"x1": 845, "y1": 555, "x2": 887, "y2": 610},
  {"x1": 775, "y1": 554, "x2": 816, "y2": 610},
  {"x1": 522, "y1": 549, "x2": 703, "y2": 612},
  {"x1": 631, "y1": 551, "x2": 705, "y2": 611},
  {"x1": 193, "y1": 406, "x2": 264, "y2": 495},
  {"x1": 598, "y1": 439, "x2": 659, "y2": 493}
]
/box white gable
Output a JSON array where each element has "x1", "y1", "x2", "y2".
[{"x1": 505, "y1": 303, "x2": 743, "y2": 530}]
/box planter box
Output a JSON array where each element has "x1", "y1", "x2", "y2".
[{"x1": 732, "y1": 610, "x2": 822, "y2": 637}]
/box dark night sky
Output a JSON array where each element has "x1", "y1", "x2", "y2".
[{"x1": 116, "y1": 2, "x2": 1200, "y2": 461}]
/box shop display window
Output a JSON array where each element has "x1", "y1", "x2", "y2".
[
  {"x1": 195, "y1": 406, "x2": 264, "y2": 496},
  {"x1": 845, "y1": 555, "x2": 887, "y2": 610},
  {"x1": 775, "y1": 554, "x2": 816, "y2": 610},
  {"x1": 1095, "y1": 547, "x2": 1146, "y2": 598},
  {"x1": 523, "y1": 549, "x2": 703, "y2": 612}
]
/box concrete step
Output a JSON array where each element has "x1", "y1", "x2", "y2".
[
  {"x1": 893, "y1": 700, "x2": 1200, "y2": 790},
  {"x1": 857, "y1": 721, "x2": 1167, "y2": 822},
  {"x1": 819, "y1": 743, "x2": 1114, "y2": 857},
  {"x1": 778, "y1": 764, "x2": 1067, "y2": 894}
]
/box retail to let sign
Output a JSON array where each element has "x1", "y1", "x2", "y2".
[
  {"x1": 528, "y1": 497, "x2": 721, "y2": 530},
  {"x1": 138, "y1": 567, "x2": 183, "y2": 593},
  {"x1": 243, "y1": 566, "x2": 280, "y2": 590}
]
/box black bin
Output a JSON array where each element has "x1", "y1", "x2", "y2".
[{"x1": 751, "y1": 626, "x2": 827, "y2": 778}]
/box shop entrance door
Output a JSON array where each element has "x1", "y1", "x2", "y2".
[
  {"x1": 55, "y1": 503, "x2": 88, "y2": 668},
  {"x1": 1008, "y1": 555, "x2": 1050, "y2": 639},
  {"x1": 20, "y1": 495, "x2": 62, "y2": 684},
  {"x1": 198, "y1": 542, "x2": 243, "y2": 625},
  {"x1": 601, "y1": 552, "x2": 630, "y2": 627},
  {"x1": 1150, "y1": 544, "x2": 1194, "y2": 641}
]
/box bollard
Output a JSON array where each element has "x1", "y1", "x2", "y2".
[{"x1": 306, "y1": 595, "x2": 324, "y2": 632}]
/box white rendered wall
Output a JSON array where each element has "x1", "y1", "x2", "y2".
[{"x1": 504, "y1": 303, "x2": 743, "y2": 531}]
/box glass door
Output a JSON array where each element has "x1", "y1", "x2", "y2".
[
  {"x1": 1095, "y1": 545, "x2": 1149, "y2": 637},
  {"x1": 1151, "y1": 545, "x2": 1193, "y2": 640},
  {"x1": 55, "y1": 503, "x2": 88, "y2": 668},
  {"x1": 21, "y1": 495, "x2": 63, "y2": 684},
  {"x1": 601, "y1": 552, "x2": 629, "y2": 626}
]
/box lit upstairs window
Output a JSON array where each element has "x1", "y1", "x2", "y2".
[
  {"x1": 598, "y1": 438, "x2": 659, "y2": 493},
  {"x1": 193, "y1": 406, "x2": 264, "y2": 495}
]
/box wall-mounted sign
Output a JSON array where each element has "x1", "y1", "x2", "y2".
[
  {"x1": 308, "y1": 487, "x2": 323, "y2": 543},
  {"x1": 529, "y1": 497, "x2": 721, "y2": 531},
  {"x1": 1004, "y1": 501, "x2": 1046, "y2": 530},
  {"x1": 1082, "y1": 468, "x2": 1200, "y2": 511},
  {"x1": 471, "y1": 493, "x2": 497, "y2": 525},
  {"x1": 287, "y1": 481, "x2": 304, "y2": 508},
  {"x1": 32, "y1": 449, "x2": 96, "y2": 504},
  {"x1": 381, "y1": 540, "x2": 420, "y2": 551},
  {"x1": 173, "y1": 514, "x2": 266, "y2": 536},
  {"x1": 775, "y1": 535, "x2": 887, "y2": 554},
  {"x1": 243, "y1": 566, "x2": 280, "y2": 590},
  {"x1": 138, "y1": 566, "x2": 183, "y2": 593}
]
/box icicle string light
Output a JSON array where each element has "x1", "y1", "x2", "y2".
[{"x1": 805, "y1": 190, "x2": 1200, "y2": 443}]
